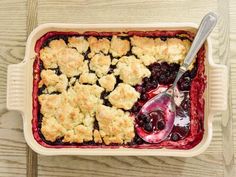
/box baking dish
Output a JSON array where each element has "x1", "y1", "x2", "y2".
[{"x1": 7, "y1": 23, "x2": 227, "y2": 156}]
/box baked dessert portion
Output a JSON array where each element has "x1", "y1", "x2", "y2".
[{"x1": 34, "y1": 31, "x2": 206, "y2": 149}]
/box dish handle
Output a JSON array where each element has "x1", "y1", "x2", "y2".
[
  {"x1": 209, "y1": 64, "x2": 228, "y2": 112},
  {"x1": 7, "y1": 62, "x2": 27, "y2": 113}
]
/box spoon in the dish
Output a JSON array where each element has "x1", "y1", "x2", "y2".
[{"x1": 135, "y1": 12, "x2": 217, "y2": 143}]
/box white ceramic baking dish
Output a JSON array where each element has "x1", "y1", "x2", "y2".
[{"x1": 7, "y1": 23, "x2": 227, "y2": 156}]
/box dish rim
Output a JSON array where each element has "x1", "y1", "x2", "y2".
[{"x1": 7, "y1": 23, "x2": 228, "y2": 156}]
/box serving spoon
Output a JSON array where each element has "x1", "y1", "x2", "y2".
[{"x1": 135, "y1": 12, "x2": 218, "y2": 143}]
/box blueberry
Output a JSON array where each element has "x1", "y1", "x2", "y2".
[
  {"x1": 151, "y1": 69, "x2": 157, "y2": 76},
  {"x1": 133, "y1": 135, "x2": 144, "y2": 145},
  {"x1": 153, "y1": 63, "x2": 161, "y2": 70},
  {"x1": 135, "y1": 85, "x2": 143, "y2": 93},
  {"x1": 165, "y1": 71, "x2": 170, "y2": 77},
  {"x1": 158, "y1": 75, "x2": 166, "y2": 84},
  {"x1": 161, "y1": 62, "x2": 169, "y2": 72},
  {"x1": 132, "y1": 106, "x2": 138, "y2": 113},
  {"x1": 155, "y1": 71, "x2": 161, "y2": 77},
  {"x1": 171, "y1": 133, "x2": 179, "y2": 141},
  {"x1": 179, "y1": 77, "x2": 191, "y2": 90},
  {"x1": 139, "y1": 114, "x2": 151, "y2": 123},
  {"x1": 141, "y1": 87, "x2": 146, "y2": 94},
  {"x1": 183, "y1": 70, "x2": 190, "y2": 77},
  {"x1": 132, "y1": 104, "x2": 142, "y2": 113},
  {"x1": 138, "y1": 120, "x2": 144, "y2": 126},
  {"x1": 151, "y1": 63, "x2": 161, "y2": 74},
  {"x1": 157, "y1": 121, "x2": 165, "y2": 130},
  {"x1": 141, "y1": 94, "x2": 148, "y2": 101},
  {"x1": 169, "y1": 63, "x2": 180, "y2": 71},
  {"x1": 181, "y1": 99, "x2": 190, "y2": 111},
  {"x1": 145, "y1": 83, "x2": 153, "y2": 91},
  {"x1": 143, "y1": 77, "x2": 149, "y2": 83},
  {"x1": 160, "y1": 36, "x2": 167, "y2": 41},
  {"x1": 169, "y1": 73, "x2": 176, "y2": 83},
  {"x1": 138, "y1": 114, "x2": 147, "y2": 121},
  {"x1": 190, "y1": 67, "x2": 198, "y2": 78},
  {"x1": 151, "y1": 80, "x2": 158, "y2": 88},
  {"x1": 144, "y1": 122, "x2": 153, "y2": 132}
]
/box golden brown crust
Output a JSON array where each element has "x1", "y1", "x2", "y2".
[
  {"x1": 98, "y1": 74, "x2": 116, "y2": 92},
  {"x1": 63, "y1": 124, "x2": 94, "y2": 143},
  {"x1": 79, "y1": 72, "x2": 98, "y2": 84},
  {"x1": 38, "y1": 94, "x2": 66, "y2": 116},
  {"x1": 166, "y1": 38, "x2": 189, "y2": 63},
  {"x1": 96, "y1": 105, "x2": 135, "y2": 145},
  {"x1": 39, "y1": 70, "x2": 68, "y2": 93},
  {"x1": 108, "y1": 83, "x2": 140, "y2": 110},
  {"x1": 88, "y1": 37, "x2": 110, "y2": 58},
  {"x1": 93, "y1": 129, "x2": 102, "y2": 143},
  {"x1": 110, "y1": 36, "x2": 130, "y2": 57},
  {"x1": 114, "y1": 55, "x2": 151, "y2": 85},
  {"x1": 131, "y1": 36, "x2": 156, "y2": 58},
  {"x1": 131, "y1": 36, "x2": 191, "y2": 66},
  {"x1": 41, "y1": 116, "x2": 66, "y2": 142},
  {"x1": 57, "y1": 48, "x2": 88, "y2": 77},
  {"x1": 68, "y1": 36, "x2": 89, "y2": 53},
  {"x1": 72, "y1": 83, "x2": 104, "y2": 115},
  {"x1": 39, "y1": 39, "x2": 67, "y2": 69},
  {"x1": 89, "y1": 53, "x2": 111, "y2": 77}
]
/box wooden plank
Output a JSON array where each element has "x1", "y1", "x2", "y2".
[
  {"x1": 38, "y1": 0, "x2": 218, "y2": 24},
  {"x1": 218, "y1": 0, "x2": 235, "y2": 177},
  {"x1": 229, "y1": 0, "x2": 236, "y2": 153},
  {"x1": 0, "y1": 0, "x2": 27, "y2": 176},
  {"x1": 26, "y1": 0, "x2": 38, "y2": 177},
  {"x1": 229, "y1": 0, "x2": 236, "y2": 175}
]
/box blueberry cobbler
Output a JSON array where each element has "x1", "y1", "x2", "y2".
[{"x1": 32, "y1": 30, "x2": 206, "y2": 149}]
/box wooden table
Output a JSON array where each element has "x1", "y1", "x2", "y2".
[{"x1": 0, "y1": 0, "x2": 235, "y2": 177}]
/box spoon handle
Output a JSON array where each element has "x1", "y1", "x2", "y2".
[
  {"x1": 183, "y1": 12, "x2": 217, "y2": 67},
  {"x1": 172, "y1": 12, "x2": 217, "y2": 87}
]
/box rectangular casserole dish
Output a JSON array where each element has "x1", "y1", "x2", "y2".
[{"x1": 7, "y1": 23, "x2": 227, "y2": 156}]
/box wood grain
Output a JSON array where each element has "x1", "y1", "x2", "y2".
[
  {"x1": 0, "y1": 0, "x2": 27, "y2": 177},
  {"x1": 0, "y1": 0, "x2": 235, "y2": 177},
  {"x1": 218, "y1": 0, "x2": 235, "y2": 176},
  {"x1": 26, "y1": 0, "x2": 38, "y2": 177}
]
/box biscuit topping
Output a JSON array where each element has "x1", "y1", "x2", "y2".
[
  {"x1": 57, "y1": 48, "x2": 88, "y2": 77},
  {"x1": 88, "y1": 37, "x2": 110, "y2": 57},
  {"x1": 98, "y1": 74, "x2": 116, "y2": 91},
  {"x1": 96, "y1": 105, "x2": 135, "y2": 145},
  {"x1": 108, "y1": 83, "x2": 140, "y2": 110},
  {"x1": 39, "y1": 39, "x2": 67, "y2": 69},
  {"x1": 114, "y1": 55, "x2": 151, "y2": 85},
  {"x1": 89, "y1": 53, "x2": 111, "y2": 77},
  {"x1": 110, "y1": 36, "x2": 130, "y2": 57},
  {"x1": 68, "y1": 37, "x2": 89, "y2": 54}
]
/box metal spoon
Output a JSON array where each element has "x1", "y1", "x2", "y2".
[{"x1": 135, "y1": 12, "x2": 218, "y2": 143}]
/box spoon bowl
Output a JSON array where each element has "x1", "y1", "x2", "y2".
[{"x1": 136, "y1": 92, "x2": 176, "y2": 143}]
